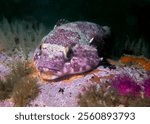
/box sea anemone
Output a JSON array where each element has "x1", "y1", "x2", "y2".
[
  {"x1": 112, "y1": 74, "x2": 141, "y2": 96},
  {"x1": 143, "y1": 77, "x2": 150, "y2": 98}
]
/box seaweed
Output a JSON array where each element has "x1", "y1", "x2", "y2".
[
  {"x1": 112, "y1": 36, "x2": 149, "y2": 59},
  {"x1": 0, "y1": 18, "x2": 48, "y2": 56},
  {"x1": 0, "y1": 60, "x2": 40, "y2": 106},
  {"x1": 12, "y1": 76, "x2": 39, "y2": 107},
  {"x1": 77, "y1": 82, "x2": 116, "y2": 107},
  {"x1": 0, "y1": 77, "x2": 14, "y2": 100}
]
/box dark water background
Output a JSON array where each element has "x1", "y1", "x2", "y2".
[{"x1": 0, "y1": 0, "x2": 150, "y2": 58}]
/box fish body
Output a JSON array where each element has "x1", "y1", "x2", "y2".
[{"x1": 33, "y1": 21, "x2": 110, "y2": 80}]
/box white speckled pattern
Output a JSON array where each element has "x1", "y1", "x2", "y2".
[{"x1": 33, "y1": 21, "x2": 109, "y2": 80}]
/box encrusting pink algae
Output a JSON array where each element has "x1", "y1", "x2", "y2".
[{"x1": 0, "y1": 20, "x2": 150, "y2": 107}]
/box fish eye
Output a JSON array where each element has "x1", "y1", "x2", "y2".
[
  {"x1": 66, "y1": 47, "x2": 73, "y2": 60},
  {"x1": 37, "y1": 44, "x2": 42, "y2": 56},
  {"x1": 39, "y1": 44, "x2": 42, "y2": 50}
]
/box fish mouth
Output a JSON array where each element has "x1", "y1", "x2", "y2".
[
  {"x1": 37, "y1": 66, "x2": 63, "y2": 80},
  {"x1": 39, "y1": 71, "x2": 60, "y2": 81},
  {"x1": 38, "y1": 66, "x2": 60, "y2": 72}
]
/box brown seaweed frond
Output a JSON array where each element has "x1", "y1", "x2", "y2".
[
  {"x1": 77, "y1": 82, "x2": 116, "y2": 107},
  {"x1": 0, "y1": 77, "x2": 14, "y2": 100},
  {"x1": 0, "y1": 60, "x2": 39, "y2": 106},
  {"x1": 78, "y1": 80, "x2": 150, "y2": 107},
  {"x1": 12, "y1": 76, "x2": 39, "y2": 107}
]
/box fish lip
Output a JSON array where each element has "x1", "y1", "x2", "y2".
[
  {"x1": 39, "y1": 71, "x2": 59, "y2": 81},
  {"x1": 38, "y1": 66, "x2": 60, "y2": 73},
  {"x1": 37, "y1": 66, "x2": 62, "y2": 80}
]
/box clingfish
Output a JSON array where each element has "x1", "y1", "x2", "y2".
[{"x1": 33, "y1": 20, "x2": 110, "y2": 80}]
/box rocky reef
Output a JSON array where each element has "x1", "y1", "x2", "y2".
[{"x1": 0, "y1": 19, "x2": 150, "y2": 107}]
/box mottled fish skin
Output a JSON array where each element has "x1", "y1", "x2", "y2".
[{"x1": 33, "y1": 21, "x2": 110, "y2": 80}]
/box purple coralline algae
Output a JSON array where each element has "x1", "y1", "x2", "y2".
[
  {"x1": 0, "y1": 63, "x2": 148, "y2": 107},
  {"x1": 0, "y1": 100, "x2": 14, "y2": 107},
  {"x1": 28, "y1": 66, "x2": 115, "y2": 107},
  {"x1": 1, "y1": 19, "x2": 149, "y2": 107},
  {"x1": 33, "y1": 21, "x2": 110, "y2": 80},
  {"x1": 28, "y1": 66, "x2": 147, "y2": 107}
]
